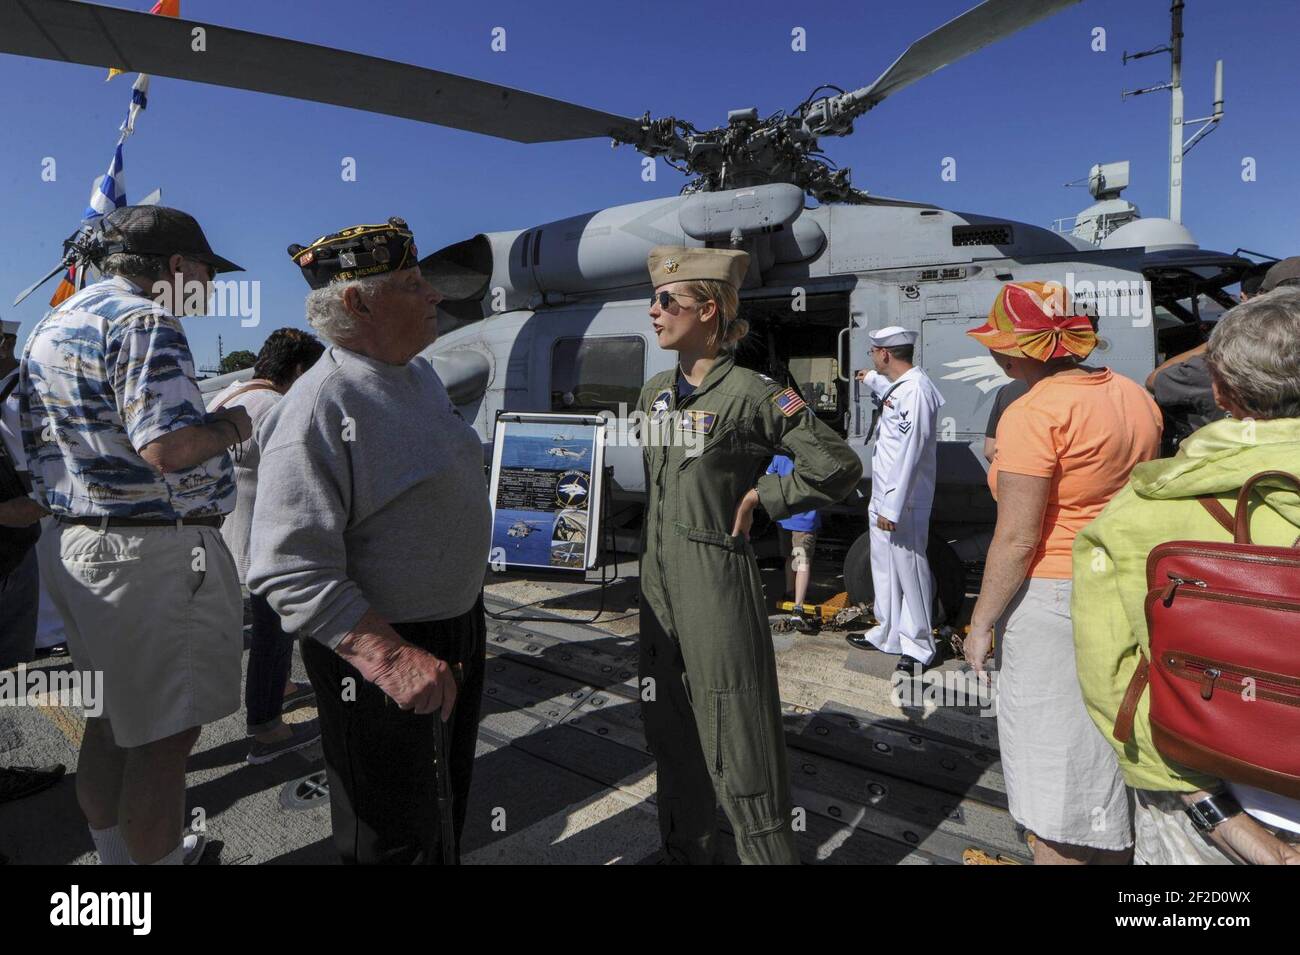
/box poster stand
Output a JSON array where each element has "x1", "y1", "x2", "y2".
[{"x1": 485, "y1": 410, "x2": 622, "y2": 624}]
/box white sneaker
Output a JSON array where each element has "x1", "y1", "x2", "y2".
[{"x1": 182, "y1": 832, "x2": 207, "y2": 865}]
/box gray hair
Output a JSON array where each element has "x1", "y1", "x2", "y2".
[
  {"x1": 99, "y1": 252, "x2": 171, "y2": 284},
  {"x1": 1206, "y1": 287, "x2": 1300, "y2": 420},
  {"x1": 303, "y1": 272, "x2": 394, "y2": 345}
]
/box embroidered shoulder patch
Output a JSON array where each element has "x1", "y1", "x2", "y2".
[{"x1": 774, "y1": 388, "x2": 807, "y2": 417}]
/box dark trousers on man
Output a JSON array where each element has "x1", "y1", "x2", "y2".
[
  {"x1": 301, "y1": 596, "x2": 485, "y2": 865},
  {"x1": 0, "y1": 549, "x2": 39, "y2": 671},
  {"x1": 245, "y1": 591, "x2": 294, "y2": 734}
]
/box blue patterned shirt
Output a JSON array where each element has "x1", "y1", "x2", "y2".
[{"x1": 19, "y1": 275, "x2": 235, "y2": 518}]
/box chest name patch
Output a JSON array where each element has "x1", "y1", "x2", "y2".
[{"x1": 677, "y1": 410, "x2": 718, "y2": 434}]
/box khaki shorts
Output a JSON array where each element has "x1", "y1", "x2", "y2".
[
  {"x1": 778, "y1": 529, "x2": 817, "y2": 571},
  {"x1": 37, "y1": 521, "x2": 243, "y2": 748}
]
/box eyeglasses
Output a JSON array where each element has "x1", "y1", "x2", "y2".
[{"x1": 651, "y1": 291, "x2": 699, "y2": 309}]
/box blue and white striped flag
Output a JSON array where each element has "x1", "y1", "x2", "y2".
[
  {"x1": 122, "y1": 73, "x2": 149, "y2": 136},
  {"x1": 84, "y1": 139, "x2": 127, "y2": 220},
  {"x1": 83, "y1": 73, "x2": 148, "y2": 221}
]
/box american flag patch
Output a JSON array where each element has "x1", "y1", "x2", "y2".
[{"x1": 774, "y1": 388, "x2": 807, "y2": 417}]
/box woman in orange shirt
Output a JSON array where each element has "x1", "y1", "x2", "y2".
[{"x1": 964, "y1": 282, "x2": 1162, "y2": 864}]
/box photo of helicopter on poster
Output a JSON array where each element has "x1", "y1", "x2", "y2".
[{"x1": 487, "y1": 414, "x2": 605, "y2": 571}]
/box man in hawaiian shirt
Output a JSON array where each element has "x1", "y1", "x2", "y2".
[{"x1": 19, "y1": 206, "x2": 249, "y2": 865}]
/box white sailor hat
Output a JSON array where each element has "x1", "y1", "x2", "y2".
[
  {"x1": 0, "y1": 319, "x2": 19, "y2": 337},
  {"x1": 869, "y1": 326, "x2": 918, "y2": 348}
]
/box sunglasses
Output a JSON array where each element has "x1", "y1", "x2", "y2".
[
  {"x1": 184, "y1": 258, "x2": 216, "y2": 281},
  {"x1": 651, "y1": 290, "x2": 700, "y2": 309}
]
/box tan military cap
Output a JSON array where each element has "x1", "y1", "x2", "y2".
[{"x1": 647, "y1": 245, "x2": 749, "y2": 289}]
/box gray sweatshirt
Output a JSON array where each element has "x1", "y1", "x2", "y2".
[{"x1": 247, "y1": 346, "x2": 490, "y2": 648}]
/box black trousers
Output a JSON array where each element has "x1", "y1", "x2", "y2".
[
  {"x1": 301, "y1": 596, "x2": 486, "y2": 865},
  {"x1": 245, "y1": 591, "x2": 294, "y2": 733}
]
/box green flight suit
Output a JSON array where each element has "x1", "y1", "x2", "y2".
[{"x1": 636, "y1": 354, "x2": 863, "y2": 864}]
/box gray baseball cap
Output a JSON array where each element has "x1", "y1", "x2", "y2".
[
  {"x1": 1260, "y1": 256, "x2": 1300, "y2": 293},
  {"x1": 99, "y1": 205, "x2": 243, "y2": 273}
]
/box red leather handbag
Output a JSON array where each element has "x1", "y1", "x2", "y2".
[{"x1": 1113, "y1": 470, "x2": 1300, "y2": 799}]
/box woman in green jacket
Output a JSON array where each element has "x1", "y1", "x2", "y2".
[{"x1": 1073, "y1": 288, "x2": 1300, "y2": 864}]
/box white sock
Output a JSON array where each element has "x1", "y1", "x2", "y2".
[
  {"x1": 132, "y1": 841, "x2": 184, "y2": 865},
  {"x1": 89, "y1": 824, "x2": 132, "y2": 866}
]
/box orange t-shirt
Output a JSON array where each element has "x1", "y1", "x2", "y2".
[{"x1": 989, "y1": 368, "x2": 1162, "y2": 579}]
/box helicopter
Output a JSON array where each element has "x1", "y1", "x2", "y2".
[
  {"x1": 505, "y1": 519, "x2": 547, "y2": 540},
  {"x1": 545, "y1": 446, "x2": 588, "y2": 460},
  {"x1": 4, "y1": 0, "x2": 1253, "y2": 616}
]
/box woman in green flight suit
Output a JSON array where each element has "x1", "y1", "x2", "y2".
[{"x1": 637, "y1": 245, "x2": 863, "y2": 864}]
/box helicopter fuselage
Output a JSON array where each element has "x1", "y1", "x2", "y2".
[{"x1": 424, "y1": 185, "x2": 1230, "y2": 540}]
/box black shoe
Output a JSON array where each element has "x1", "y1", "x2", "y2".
[
  {"x1": 280, "y1": 681, "x2": 316, "y2": 713},
  {"x1": 247, "y1": 719, "x2": 321, "y2": 765},
  {"x1": 0, "y1": 764, "x2": 66, "y2": 804},
  {"x1": 845, "y1": 632, "x2": 879, "y2": 651},
  {"x1": 895, "y1": 654, "x2": 941, "y2": 675}
]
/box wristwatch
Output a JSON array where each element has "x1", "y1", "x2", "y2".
[{"x1": 1184, "y1": 791, "x2": 1244, "y2": 833}]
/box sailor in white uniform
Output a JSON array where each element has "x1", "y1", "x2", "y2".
[{"x1": 850, "y1": 326, "x2": 946, "y2": 669}]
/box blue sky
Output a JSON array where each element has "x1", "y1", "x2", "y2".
[{"x1": 2, "y1": 0, "x2": 1297, "y2": 370}]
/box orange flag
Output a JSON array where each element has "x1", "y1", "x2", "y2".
[
  {"x1": 49, "y1": 270, "x2": 77, "y2": 307},
  {"x1": 106, "y1": 0, "x2": 181, "y2": 80}
]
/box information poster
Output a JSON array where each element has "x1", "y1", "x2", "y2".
[{"x1": 488, "y1": 413, "x2": 606, "y2": 571}]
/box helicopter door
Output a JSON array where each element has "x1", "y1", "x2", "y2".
[{"x1": 844, "y1": 283, "x2": 895, "y2": 444}]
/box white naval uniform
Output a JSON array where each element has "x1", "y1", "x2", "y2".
[{"x1": 862, "y1": 367, "x2": 945, "y2": 662}]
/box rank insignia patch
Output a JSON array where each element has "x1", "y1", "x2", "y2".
[
  {"x1": 650, "y1": 389, "x2": 672, "y2": 420},
  {"x1": 677, "y1": 410, "x2": 717, "y2": 434},
  {"x1": 774, "y1": 388, "x2": 807, "y2": 417}
]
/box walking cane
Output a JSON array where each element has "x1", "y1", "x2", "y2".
[{"x1": 433, "y1": 662, "x2": 463, "y2": 865}]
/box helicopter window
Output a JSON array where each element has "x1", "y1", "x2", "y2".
[{"x1": 550, "y1": 335, "x2": 645, "y2": 416}]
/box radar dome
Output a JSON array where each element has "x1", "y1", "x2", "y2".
[{"x1": 1100, "y1": 218, "x2": 1198, "y2": 252}]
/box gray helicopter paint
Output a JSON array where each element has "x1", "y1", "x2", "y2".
[
  {"x1": 481, "y1": 196, "x2": 690, "y2": 313},
  {"x1": 431, "y1": 190, "x2": 1172, "y2": 523},
  {"x1": 679, "y1": 184, "x2": 806, "y2": 241}
]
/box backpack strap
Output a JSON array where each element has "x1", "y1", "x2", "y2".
[
  {"x1": 1197, "y1": 496, "x2": 1235, "y2": 535},
  {"x1": 210, "y1": 379, "x2": 278, "y2": 411},
  {"x1": 1112, "y1": 653, "x2": 1150, "y2": 744},
  {"x1": 1232, "y1": 470, "x2": 1300, "y2": 544}
]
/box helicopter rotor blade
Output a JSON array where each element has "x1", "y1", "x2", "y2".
[
  {"x1": 853, "y1": 0, "x2": 1081, "y2": 111},
  {"x1": 13, "y1": 260, "x2": 69, "y2": 308},
  {"x1": 0, "y1": 0, "x2": 643, "y2": 144}
]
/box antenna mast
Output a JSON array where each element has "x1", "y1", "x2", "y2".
[{"x1": 1122, "y1": 0, "x2": 1224, "y2": 223}]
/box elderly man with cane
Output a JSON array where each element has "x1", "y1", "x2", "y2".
[{"x1": 249, "y1": 218, "x2": 491, "y2": 865}]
